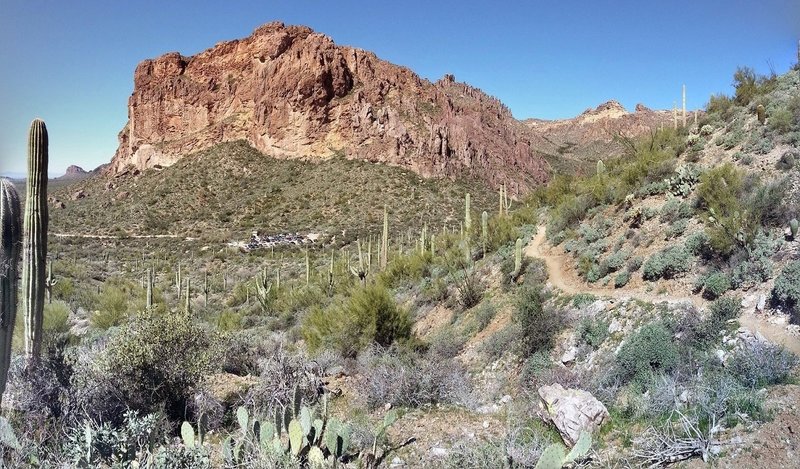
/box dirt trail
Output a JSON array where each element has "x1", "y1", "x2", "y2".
[
  {"x1": 53, "y1": 233, "x2": 181, "y2": 239},
  {"x1": 525, "y1": 226, "x2": 800, "y2": 355}
]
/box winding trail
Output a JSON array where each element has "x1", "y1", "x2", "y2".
[{"x1": 525, "y1": 226, "x2": 800, "y2": 355}]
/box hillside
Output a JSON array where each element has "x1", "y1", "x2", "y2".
[{"x1": 50, "y1": 140, "x2": 498, "y2": 241}]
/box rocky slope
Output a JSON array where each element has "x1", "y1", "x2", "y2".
[
  {"x1": 110, "y1": 22, "x2": 551, "y2": 194},
  {"x1": 524, "y1": 101, "x2": 683, "y2": 167}
]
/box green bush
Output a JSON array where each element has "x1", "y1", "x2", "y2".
[
  {"x1": 91, "y1": 283, "x2": 143, "y2": 330},
  {"x1": 572, "y1": 293, "x2": 597, "y2": 307},
  {"x1": 514, "y1": 287, "x2": 563, "y2": 356},
  {"x1": 659, "y1": 199, "x2": 692, "y2": 223},
  {"x1": 616, "y1": 322, "x2": 679, "y2": 382},
  {"x1": 102, "y1": 311, "x2": 220, "y2": 421},
  {"x1": 772, "y1": 261, "x2": 800, "y2": 318},
  {"x1": 302, "y1": 283, "x2": 412, "y2": 357},
  {"x1": 701, "y1": 271, "x2": 731, "y2": 300},
  {"x1": 709, "y1": 295, "x2": 742, "y2": 322},
  {"x1": 642, "y1": 245, "x2": 691, "y2": 280},
  {"x1": 577, "y1": 317, "x2": 609, "y2": 347},
  {"x1": 614, "y1": 271, "x2": 631, "y2": 288}
]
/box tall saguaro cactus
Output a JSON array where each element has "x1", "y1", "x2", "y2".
[
  {"x1": 22, "y1": 119, "x2": 49, "y2": 363},
  {"x1": 464, "y1": 193, "x2": 472, "y2": 232},
  {"x1": 381, "y1": 206, "x2": 389, "y2": 270},
  {"x1": 0, "y1": 179, "x2": 22, "y2": 404}
]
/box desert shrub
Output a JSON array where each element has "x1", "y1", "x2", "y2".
[
  {"x1": 660, "y1": 199, "x2": 692, "y2": 223},
  {"x1": 605, "y1": 249, "x2": 629, "y2": 273},
  {"x1": 91, "y1": 283, "x2": 143, "y2": 330},
  {"x1": 577, "y1": 317, "x2": 609, "y2": 348},
  {"x1": 708, "y1": 295, "x2": 742, "y2": 324},
  {"x1": 616, "y1": 322, "x2": 679, "y2": 382},
  {"x1": 729, "y1": 231, "x2": 776, "y2": 289},
  {"x1": 769, "y1": 108, "x2": 794, "y2": 133},
  {"x1": 221, "y1": 329, "x2": 277, "y2": 376},
  {"x1": 696, "y1": 163, "x2": 749, "y2": 256},
  {"x1": 101, "y1": 311, "x2": 220, "y2": 422},
  {"x1": 429, "y1": 329, "x2": 469, "y2": 360},
  {"x1": 706, "y1": 93, "x2": 735, "y2": 121},
  {"x1": 626, "y1": 256, "x2": 644, "y2": 272},
  {"x1": 684, "y1": 231, "x2": 712, "y2": 259},
  {"x1": 571, "y1": 293, "x2": 596, "y2": 308},
  {"x1": 514, "y1": 287, "x2": 564, "y2": 356},
  {"x1": 444, "y1": 439, "x2": 507, "y2": 469},
  {"x1": 642, "y1": 245, "x2": 691, "y2": 280},
  {"x1": 701, "y1": 271, "x2": 731, "y2": 300},
  {"x1": 454, "y1": 265, "x2": 484, "y2": 309},
  {"x1": 355, "y1": 346, "x2": 470, "y2": 409},
  {"x1": 302, "y1": 283, "x2": 412, "y2": 357},
  {"x1": 772, "y1": 261, "x2": 800, "y2": 318},
  {"x1": 614, "y1": 271, "x2": 631, "y2": 288},
  {"x1": 64, "y1": 411, "x2": 174, "y2": 467},
  {"x1": 247, "y1": 347, "x2": 326, "y2": 412},
  {"x1": 664, "y1": 219, "x2": 688, "y2": 240},
  {"x1": 729, "y1": 340, "x2": 799, "y2": 388},
  {"x1": 473, "y1": 301, "x2": 497, "y2": 333},
  {"x1": 748, "y1": 177, "x2": 790, "y2": 227},
  {"x1": 379, "y1": 252, "x2": 429, "y2": 288}
]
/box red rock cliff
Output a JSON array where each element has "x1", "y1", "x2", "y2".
[{"x1": 110, "y1": 22, "x2": 550, "y2": 193}]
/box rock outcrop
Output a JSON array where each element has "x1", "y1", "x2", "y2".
[
  {"x1": 538, "y1": 383, "x2": 609, "y2": 447},
  {"x1": 109, "y1": 22, "x2": 550, "y2": 193}
]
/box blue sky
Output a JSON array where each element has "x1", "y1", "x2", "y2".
[{"x1": 1, "y1": 1, "x2": 798, "y2": 176}]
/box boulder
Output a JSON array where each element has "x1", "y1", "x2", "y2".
[{"x1": 538, "y1": 383, "x2": 609, "y2": 447}]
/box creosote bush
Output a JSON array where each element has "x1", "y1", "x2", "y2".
[
  {"x1": 302, "y1": 283, "x2": 412, "y2": 357},
  {"x1": 514, "y1": 287, "x2": 564, "y2": 356}
]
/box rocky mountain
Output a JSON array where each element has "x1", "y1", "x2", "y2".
[
  {"x1": 109, "y1": 22, "x2": 551, "y2": 194},
  {"x1": 524, "y1": 100, "x2": 683, "y2": 168},
  {"x1": 58, "y1": 165, "x2": 89, "y2": 180}
]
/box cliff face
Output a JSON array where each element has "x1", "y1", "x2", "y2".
[{"x1": 110, "y1": 22, "x2": 550, "y2": 193}]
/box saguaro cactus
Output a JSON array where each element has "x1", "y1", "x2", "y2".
[
  {"x1": 596, "y1": 159, "x2": 605, "y2": 176},
  {"x1": 464, "y1": 193, "x2": 472, "y2": 232},
  {"x1": 184, "y1": 278, "x2": 191, "y2": 315},
  {"x1": 146, "y1": 267, "x2": 154, "y2": 309},
  {"x1": 22, "y1": 119, "x2": 49, "y2": 362},
  {"x1": 381, "y1": 206, "x2": 389, "y2": 270},
  {"x1": 481, "y1": 210, "x2": 488, "y2": 257},
  {"x1": 0, "y1": 179, "x2": 22, "y2": 404}
]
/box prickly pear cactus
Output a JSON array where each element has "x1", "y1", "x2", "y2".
[{"x1": 534, "y1": 443, "x2": 567, "y2": 469}]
